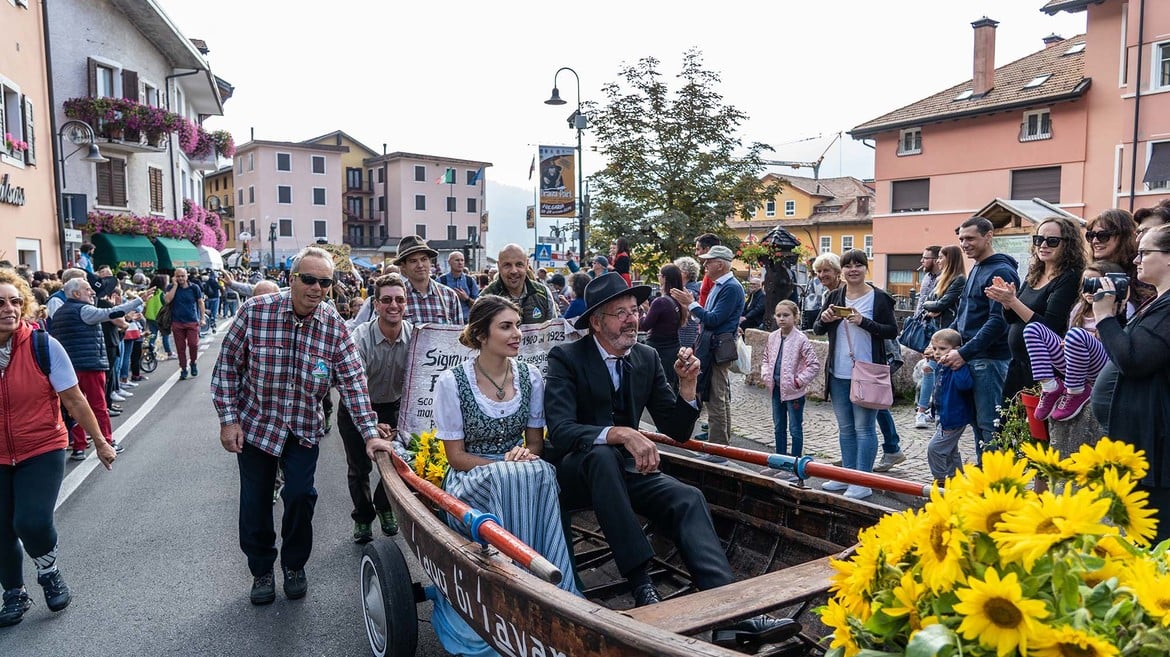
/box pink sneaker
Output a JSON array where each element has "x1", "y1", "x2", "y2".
[
  {"x1": 1033, "y1": 380, "x2": 1065, "y2": 421},
  {"x1": 1050, "y1": 387, "x2": 1092, "y2": 422}
]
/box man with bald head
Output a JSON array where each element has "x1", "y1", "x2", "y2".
[
  {"x1": 212, "y1": 246, "x2": 396, "y2": 605},
  {"x1": 163, "y1": 267, "x2": 206, "y2": 380},
  {"x1": 481, "y1": 243, "x2": 557, "y2": 324}
]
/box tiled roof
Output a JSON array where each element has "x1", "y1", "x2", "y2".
[
  {"x1": 744, "y1": 175, "x2": 875, "y2": 226},
  {"x1": 1041, "y1": 0, "x2": 1100, "y2": 14},
  {"x1": 851, "y1": 35, "x2": 1088, "y2": 138}
]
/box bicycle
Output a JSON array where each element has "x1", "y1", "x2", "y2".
[{"x1": 140, "y1": 335, "x2": 158, "y2": 373}]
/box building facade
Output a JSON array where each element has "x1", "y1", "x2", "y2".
[
  {"x1": 300, "y1": 130, "x2": 381, "y2": 261},
  {"x1": 362, "y1": 151, "x2": 490, "y2": 270},
  {"x1": 204, "y1": 164, "x2": 234, "y2": 246},
  {"x1": 1, "y1": 0, "x2": 58, "y2": 270},
  {"x1": 46, "y1": 0, "x2": 226, "y2": 262},
  {"x1": 231, "y1": 140, "x2": 346, "y2": 268}
]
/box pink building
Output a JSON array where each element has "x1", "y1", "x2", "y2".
[
  {"x1": 231, "y1": 140, "x2": 346, "y2": 268},
  {"x1": 852, "y1": 3, "x2": 1170, "y2": 289}
]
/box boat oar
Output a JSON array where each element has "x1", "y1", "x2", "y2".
[
  {"x1": 642, "y1": 431, "x2": 934, "y2": 498},
  {"x1": 380, "y1": 452, "x2": 563, "y2": 585}
]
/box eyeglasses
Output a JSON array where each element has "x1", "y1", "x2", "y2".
[
  {"x1": 600, "y1": 307, "x2": 639, "y2": 322},
  {"x1": 293, "y1": 273, "x2": 333, "y2": 288},
  {"x1": 1136, "y1": 249, "x2": 1170, "y2": 260},
  {"x1": 377, "y1": 295, "x2": 407, "y2": 305},
  {"x1": 1085, "y1": 230, "x2": 1117, "y2": 242},
  {"x1": 1031, "y1": 235, "x2": 1067, "y2": 248}
]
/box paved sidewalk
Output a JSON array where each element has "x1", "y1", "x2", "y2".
[{"x1": 698, "y1": 380, "x2": 980, "y2": 509}]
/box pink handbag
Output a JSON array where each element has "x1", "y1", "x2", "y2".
[{"x1": 844, "y1": 323, "x2": 893, "y2": 410}]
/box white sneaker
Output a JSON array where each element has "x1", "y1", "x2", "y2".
[
  {"x1": 122, "y1": 381, "x2": 139, "y2": 388},
  {"x1": 118, "y1": 389, "x2": 134, "y2": 397},
  {"x1": 822, "y1": 480, "x2": 848, "y2": 492},
  {"x1": 110, "y1": 391, "x2": 127, "y2": 402},
  {"x1": 843, "y1": 485, "x2": 872, "y2": 500},
  {"x1": 915, "y1": 412, "x2": 929, "y2": 429}
]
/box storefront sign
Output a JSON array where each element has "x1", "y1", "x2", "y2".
[
  {"x1": 0, "y1": 174, "x2": 27, "y2": 207},
  {"x1": 64, "y1": 228, "x2": 83, "y2": 244}
]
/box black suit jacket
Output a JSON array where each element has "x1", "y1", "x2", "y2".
[{"x1": 544, "y1": 338, "x2": 700, "y2": 465}]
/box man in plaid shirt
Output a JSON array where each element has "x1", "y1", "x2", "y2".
[
  {"x1": 212, "y1": 247, "x2": 395, "y2": 606},
  {"x1": 395, "y1": 235, "x2": 463, "y2": 324}
]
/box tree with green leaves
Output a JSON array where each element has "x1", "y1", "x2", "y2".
[{"x1": 585, "y1": 48, "x2": 781, "y2": 262}]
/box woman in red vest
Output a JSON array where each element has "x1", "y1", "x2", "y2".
[{"x1": 0, "y1": 270, "x2": 115, "y2": 627}]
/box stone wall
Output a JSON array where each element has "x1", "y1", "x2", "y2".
[
  {"x1": 743, "y1": 329, "x2": 923, "y2": 402},
  {"x1": 1046, "y1": 403, "x2": 1104, "y2": 458}
]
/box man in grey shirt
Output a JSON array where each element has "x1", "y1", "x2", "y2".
[{"x1": 340, "y1": 273, "x2": 413, "y2": 543}]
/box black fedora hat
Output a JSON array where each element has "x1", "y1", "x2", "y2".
[
  {"x1": 393, "y1": 235, "x2": 438, "y2": 265},
  {"x1": 573, "y1": 272, "x2": 651, "y2": 330}
]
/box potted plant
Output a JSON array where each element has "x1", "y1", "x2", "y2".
[{"x1": 820, "y1": 437, "x2": 1165, "y2": 657}]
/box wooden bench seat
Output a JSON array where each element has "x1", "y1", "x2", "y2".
[{"x1": 623, "y1": 555, "x2": 838, "y2": 634}]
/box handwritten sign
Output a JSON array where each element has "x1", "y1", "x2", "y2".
[{"x1": 397, "y1": 319, "x2": 578, "y2": 439}]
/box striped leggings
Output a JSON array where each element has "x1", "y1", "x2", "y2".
[{"x1": 1023, "y1": 324, "x2": 1109, "y2": 390}]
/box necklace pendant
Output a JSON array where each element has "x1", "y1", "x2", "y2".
[{"x1": 495, "y1": 389, "x2": 505, "y2": 400}]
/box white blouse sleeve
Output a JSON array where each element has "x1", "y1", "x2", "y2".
[
  {"x1": 433, "y1": 369, "x2": 465, "y2": 441},
  {"x1": 527, "y1": 366, "x2": 546, "y2": 429}
]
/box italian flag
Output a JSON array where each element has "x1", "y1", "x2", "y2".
[{"x1": 435, "y1": 169, "x2": 455, "y2": 184}]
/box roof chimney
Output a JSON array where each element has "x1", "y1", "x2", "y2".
[
  {"x1": 1042, "y1": 33, "x2": 1064, "y2": 47},
  {"x1": 971, "y1": 17, "x2": 999, "y2": 97}
]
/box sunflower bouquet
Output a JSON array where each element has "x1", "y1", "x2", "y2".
[
  {"x1": 406, "y1": 428, "x2": 449, "y2": 486},
  {"x1": 820, "y1": 437, "x2": 1170, "y2": 657}
]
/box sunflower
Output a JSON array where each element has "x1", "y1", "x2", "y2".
[
  {"x1": 961, "y1": 487, "x2": 1028, "y2": 535},
  {"x1": 1090, "y1": 469, "x2": 1157, "y2": 545},
  {"x1": 820, "y1": 597, "x2": 861, "y2": 657},
  {"x1": 1031, "y1": 625, "x2": 1120, "y2": 657},
  {"x1": 1081, "y1": 555, "x2": 1129, "y2": 588},
  {"x1": 1021, "y1": 441, "x2": 1075, "y2": 480},
  {"x1": 954, "y1": 568, "x2": 1049, "y2": 657},
  {"x1": 1129, "y1": 558, "x2": 1170, "y2": 626},
  {"x1": 828, "y1": 530, "x2": 882, "y2": 619},
  {"x1": 881, "y1": 570, "x2": 930, "y2": 632},
  {"x1": 993, "y1": 487, "x2": 1114, "y2": 569},
  {"x1": 914, "y1": 488, "x2": 967, "y2": 592},
  {"x1": 870, "y1": 508, "x2": 918, "y2": 565},
  {"x1": 1068, "y1": 438, "x2": 1148, "y2": 485},
  {"x1": 963, "y1": 450, "x2": 1033, "y2": 496}
]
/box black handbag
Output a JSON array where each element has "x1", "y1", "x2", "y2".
[
  {"x1": 897, "y1": 312, "x2": 936, "y2": 354},
  {"x1": 712, "y1": 332, "x2": 739, "y2": 364}
]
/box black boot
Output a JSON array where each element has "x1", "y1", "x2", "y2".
[
  {"x1": 36, "y1": 571, "x2": 71, "y2": 612},
  {"x1": 0, "y1": 588, "x2": 32, "y2": 626}
]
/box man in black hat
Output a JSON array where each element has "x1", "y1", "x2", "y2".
[
  {"x1": 393, "y1": 235, "x2": 462, "y2": 325},
  {"x1": 545, "y1": 273, "x2": 795, "y2": 648}
]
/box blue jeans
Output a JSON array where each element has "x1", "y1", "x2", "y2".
[
  {"x1": 204, "y1": 298, "x2": 220, "y2": 330},
  {"x1": 146, "y1": 319, "x2": 172, "y2": 354},
  {"x1": 829, "y1": 376, "x2": 878, "y2": 473},
  {"x1": 968, "y1": 358, "x2": 1009, "y2": 461},
  {"x1": 222, "y1": 298, "x2": 238, "y2": 317},
  {"x1": 876, "y1": 409, "x2": 900, "y2": 454},
  {"x1": 119, "y1": 339, "x2": 133, "y2": 380},
  {"x1": 770, "y1": 388, "x2": 805, "y2": 456},
  {"x1": 917, "y1": 362, "x2": 935, "y2": 410}
]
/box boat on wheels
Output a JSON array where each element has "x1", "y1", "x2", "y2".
[{"x1": 360, "y1": 436, "x2": 918, "y2": 657}]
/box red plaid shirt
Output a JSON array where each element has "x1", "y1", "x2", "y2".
[
  {"x1": 405, "y1": 279, "x2": 464, "y2": 325},
  {"x1": 211, "y1": 291, "x2": 378, "y2": 456}
]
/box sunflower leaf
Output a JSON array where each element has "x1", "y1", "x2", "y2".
[{"x1": 905, "y1": 624, "x2": 957, "y2": 657}]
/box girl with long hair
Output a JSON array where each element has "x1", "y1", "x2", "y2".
[
  {"x1": 916, "y1": 245, "x2": 967, "y2": 423},
  {"x1": 640, "y1": 264, "x2": 690, "y2": 391}
]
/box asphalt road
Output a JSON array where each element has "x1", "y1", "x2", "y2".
[{"x1": 0, "y1": 327, "x2": 446, "y2": 657}]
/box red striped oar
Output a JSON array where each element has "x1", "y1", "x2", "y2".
[
  {"x1": 642, "y1": 431, "x2": 934, "y2": 498},
  {"x1": 381, "y1": 452, "x2": 563, "y2": 585}
]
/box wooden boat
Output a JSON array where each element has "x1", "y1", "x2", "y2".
[{"x1": 360, "y1": 439, "x2": 900, "y2": 657}]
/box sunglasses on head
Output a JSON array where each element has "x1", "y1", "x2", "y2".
[
  {"x1": 1085, "y1": 229, "x2": 1116, "y2": 242},
  {"x1": 293, "y1": 273, "x2": 333, "y2": 287},
  {"x1": 1031, "y1": 235, "x2": 1066, "y2": 248}
]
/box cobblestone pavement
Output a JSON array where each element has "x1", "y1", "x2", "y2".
[{"x1": 693, "y1": 379, "x2": 979, "y2": 511}]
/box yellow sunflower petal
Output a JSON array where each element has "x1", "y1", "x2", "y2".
[{"x1": 954, "y1": 568, "x2": 1049, "y2": 657}]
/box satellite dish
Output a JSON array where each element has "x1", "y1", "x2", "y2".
[{"x1": 239, "y1": 231, "x2": 253, "y2": 242}]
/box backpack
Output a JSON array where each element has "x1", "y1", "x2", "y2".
[{"x1": 30, "y1": 327, "x2": 52, "y2": 378}]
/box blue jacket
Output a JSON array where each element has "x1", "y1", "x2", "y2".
[
  {"x1": 740, "y1": 290, "x2": 766, "y2": 331},
  {"x1": 49, "y1": 299, "x2": 107, "y2": 372},
  {"x1": 692, "y1": 274, "x2": 744, "y2": 336},
  {"x1": 951, "y1": 252, "x2": 1019, "y2": 361},
  {"x1": 932, "y1": 363, "x2": 974, "y2": 430}
]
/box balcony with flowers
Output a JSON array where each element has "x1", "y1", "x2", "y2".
[
  {"x1": 86, "y1": 199, "x2": 227, "y2": 251},
  {"x1": 62, "y1": 97, "x2": 234, "y2": 164}
]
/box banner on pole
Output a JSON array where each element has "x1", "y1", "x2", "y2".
[
  {"x1": 538, "y1": 145, "x2": 576, "y2": 218},
  {"x1": 396, "y1": 320, "x2": 579, "y2": 440}
]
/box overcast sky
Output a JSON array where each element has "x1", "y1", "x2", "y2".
[{"x1": 155, "y1": 0, "x2": 1086, "y2": 254}]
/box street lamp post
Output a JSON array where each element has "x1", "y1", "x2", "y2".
[
  {"x1": 55, "y1": 120, "x2": 108, "y2": 266},
  {"x1": 269, "y1": 222, "x2": 277, "y2": 269},
  {"x1": 545, "y1": 67, "x2": 587, "y2": 260}
]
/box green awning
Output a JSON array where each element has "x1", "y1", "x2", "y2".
[
  {"x1": 153, "y1": 237, "x2": 203, "y2": 270},
  {"x1": 91, "y1": 233, "x2": 157, "y2": 271}
]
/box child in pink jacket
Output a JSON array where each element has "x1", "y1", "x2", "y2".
[{"x1": 760, "y1": 300, "x2": 820, "y2": 463}]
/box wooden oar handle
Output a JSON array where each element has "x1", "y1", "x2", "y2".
[
  {"x1": 380, "y1": 452, "x2": 564, "y2": 584},
  {"x1": 641, "y1": 432, "x2": 933, "y2": 498}
]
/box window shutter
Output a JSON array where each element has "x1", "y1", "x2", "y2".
[
  {"x1": 891, "y1": 179, "x2": 930, "y2": 212},
  {"x1": 1143, "y1": 143, "x2": 1170, "y2": 185},
  {"x1": 87, "y1": 58, "x2": 98, "y2": 97},
  {"x1": 1010, "y1": 167, "x2": 1061, "y2": 203},
  {"x1": 149, "y1": 168, "x2": 164, "y2": 212},
  {"x1": 21, "y1": 95, "x2": 36, "y2": 165},
  {"x1": 122, "y1": 70, "x2": 139, "y2": 101},
  {"x1": 111, "y1": 158, "x2": 127, "y2": 207},
  {"x1": 96, "y1": 161, "x2": 112, "y2": 206}
]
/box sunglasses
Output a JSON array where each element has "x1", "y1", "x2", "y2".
[
  {"x1": 377, "y1": 295, "x2": 407, "y2": 305},
  {"x1": 293, "y1": 273, "x2": 333, "y2": 287},
  {"x1": 1085, "y1": 230, "x2": 1117, "y2": 242},
  {"x1": 1031, "y1": 235, "x2": 1066, "y2": 248}
]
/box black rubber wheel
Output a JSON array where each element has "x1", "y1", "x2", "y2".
[
  {"x1": 140, "y1": 351, "x2": 157, "y2": 373},
  {"x1": 360, "y1": 540, "x2": 418, "y2": 657}
]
